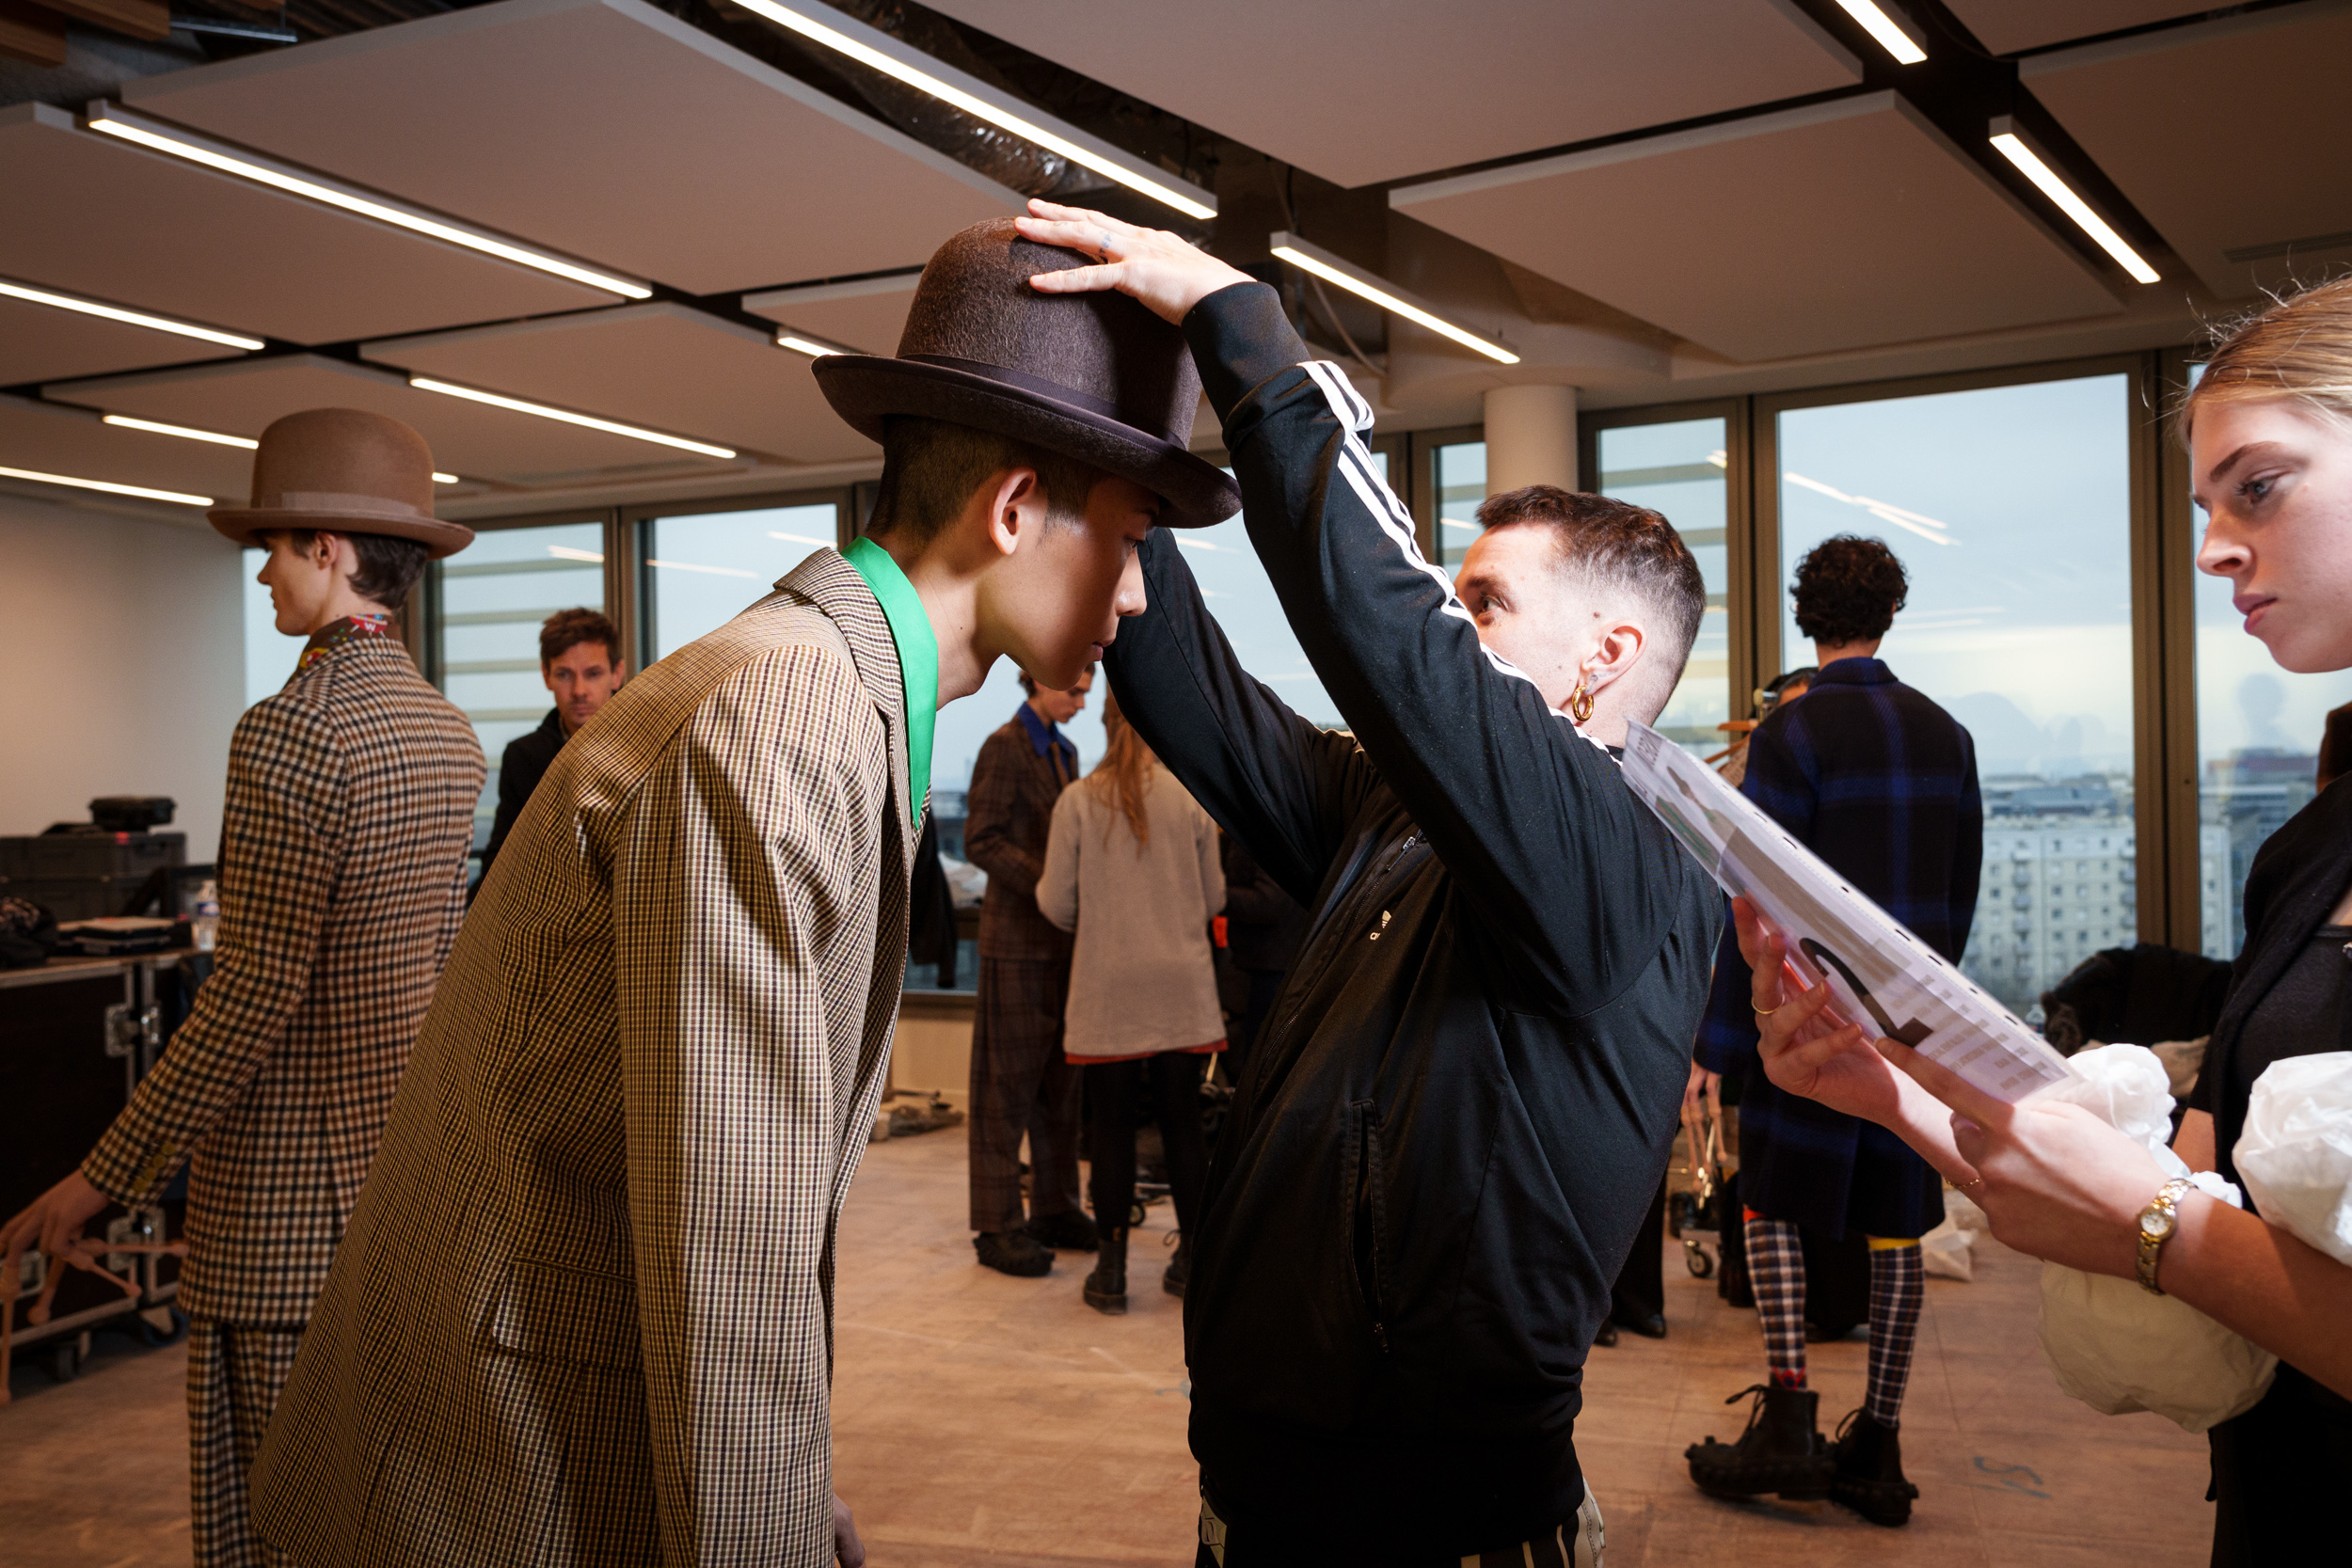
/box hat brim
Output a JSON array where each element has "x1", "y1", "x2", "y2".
[
  {"x1": 813, "y1": 355, "x2": 1240, "y2": 528},
  {"x1": 209, "y1": 508, "x2": 475, "y2": 559}
]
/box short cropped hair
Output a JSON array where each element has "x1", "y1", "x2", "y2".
[
  {"x1": 1791, "y1": 534, "x2": 1907, "y2": 646},
  {"x1": 540, "y1": 607, "x2": 621, "y2": 669},
  {"x1": 270, "y1": 529, "x2": 430, "y2": 612},
  {"x1": 1474, "y1": 485, "x2": 1708, "y2": 692},
  {"x1": 871, "y1": 416, "x2": 1108, "y2": 545}
]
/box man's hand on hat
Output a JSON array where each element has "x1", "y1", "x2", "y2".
[{"x1": 1018, "y1": 200, "x2": 1254, "y2": 326}]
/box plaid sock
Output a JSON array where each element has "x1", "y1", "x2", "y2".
[
  {"x1": 1865, "y1": 1240, "x2": 1925, "y2": 1428},
  {"x1": 1744, "y1": 1212, "x2": 1806, "y2": 1388}
]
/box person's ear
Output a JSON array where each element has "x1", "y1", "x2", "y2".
[
  {"x1": 1582, "y1": 616, "x2": 1648, "y2": 697},
  {"x1": 984, "y1": 467, "x2": 1044, "y2": 560}
]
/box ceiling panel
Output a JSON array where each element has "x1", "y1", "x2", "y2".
[
  {"x1": 1946, "y1": 1, "x2": 2211, "y2": 55},
  {"x1": 123, "y1": 0, "x2": 1025, "y2": 297},
  {"x1": 742, "y1": 274, "x2": 920, "y2": 356},
  {"x1": 362, "y1": 304, "x2": 878, "y2": 466},
  {"x1": 0, "y1": 294, "x2": 246, "y2": 388},
  {"x1": 1392, "y1": 93, "x2": 2123, "y2": 363},
  {"x1": 44, "y1": 356, "x2": 757, "y2": 491},
  {"x1": 2025, "y1": 6, "x2": 2352, "y2": 300},
  {"x1": 0, "y1": 394, "x2": 254, "y2": 508},
  {"x1": 0, "y1": 102, "x2": 608, "y2": 346},
  {"x1": 925, "y1": 0, "x2": 1859, "y2": 188}
]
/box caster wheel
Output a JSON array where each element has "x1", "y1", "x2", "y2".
[
  {"x1": 137, "y1": 1307, "x2": 189, "y2": 1347},
  {"x1": 1129, "y1": 1200, "x2": 1149, "y2": 1227},
  {"x1": 47, "y1": 1341, "x2": 80, "y2": 1384},
  {"x1": 1685, "y1": 1241, "x2": 1715, "y2": 1278}
]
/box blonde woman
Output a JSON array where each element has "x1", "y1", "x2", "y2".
[
  {"x1": 1039, "y1": 689, "x2": 1226, "y2": 1314},
  {"x1": 1745, "y1": 275, "x2": 2352, "y2": 1566}
]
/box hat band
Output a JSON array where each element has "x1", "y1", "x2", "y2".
[
  {"x1": 272, "y1": 490, "x2": 430, "y2": 518},
  {"x1": 903, "y1": 355, "x2": 1176, "y2": 445}
]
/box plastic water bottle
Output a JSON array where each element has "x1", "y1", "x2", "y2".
[{"x1": 193, "y1": 879, "x2": 219, "y2": 952}]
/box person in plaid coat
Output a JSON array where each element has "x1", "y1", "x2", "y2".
[
  {"x1": 1685, "y1": 534, "x2": 1981, "y2": 1526},
  {"x1": 247, "y1": 218, "x2": 1243, "y2": 1568},
  {"x1": 963, "y1": 667, "x2": 1097, "y2": 1275},
  {"x1": 0, "y1": 408, "x2": 485, "y2": 1568}
]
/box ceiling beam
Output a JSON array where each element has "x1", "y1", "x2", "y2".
[
  {"x1": 0, "y1": 0, "x2": 67, "y2": 66},
  {"x1": 26, "y1": 0, "x2": 170, "y2": 40}
]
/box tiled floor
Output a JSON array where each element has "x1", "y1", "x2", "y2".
[{"x1": 5, "y1": 1126, "x2": 2217, "y2": 1566}]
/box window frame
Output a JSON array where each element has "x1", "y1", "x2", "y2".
[{"x1": 619, "y1": 484, "x2": 858, "y2": 671}]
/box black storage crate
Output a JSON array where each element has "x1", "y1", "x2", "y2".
[{"x1": 0, "y1": 832, "x2": 185, "y2": 922}]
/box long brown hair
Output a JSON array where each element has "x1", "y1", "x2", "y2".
[{"x1": 1087, "y1": 689, "x2": 1158, "y2": 848}]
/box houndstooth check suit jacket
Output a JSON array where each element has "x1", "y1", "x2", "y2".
[
  {"x1": 81, "y1": 635, "x2": 483, "y2": 1325},
  {"x1": 251, "y1": 550, "x2": 917, "y2": 1568}
]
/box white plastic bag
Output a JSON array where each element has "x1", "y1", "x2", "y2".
[
  {"x1": 2235, "y1": 1051, "x2": 2352, "y2": 1268},
  {"x1": 1921, "y1": 1187, "x2": 1981, "y2": 1282},
  {"x1": 2033, "y1": 1044, "x2": 2278, "y2": 1433}
]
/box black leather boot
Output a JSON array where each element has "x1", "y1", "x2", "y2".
[
  {"x1": 1685, "y1": 1383, "x2": 1836, "y2": 1501},
  {"x1": 1025, "y1": 1210, "x2": 1100, "y2": 1252},
  {"x1": 973, "y1": 1229, "x2": 1052, "y2": 1277},
  {"x1": 1084, "y1": 1225, "x2": 1128, "y2": 1314},
  {"x1": 1831, "y1": 1409, "x2": 1919, "y2": 1526},
  {"x1": 1162, "y1": 1234, "x2": 1192, "y2": 1298}
]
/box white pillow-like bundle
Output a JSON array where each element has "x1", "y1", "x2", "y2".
[{"x1": 2234, "y1": 1051, "x2": 2352, "y2": 1268}]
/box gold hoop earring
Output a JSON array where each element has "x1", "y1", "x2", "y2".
[{"x1": 1568, "y1": 679, "x2": 1596, "y2": 725}]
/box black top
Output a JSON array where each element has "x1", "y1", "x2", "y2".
[
  {"x1": 1218, "y1": 833, "x2": 1307, "y2": 974},
  {"x1": 2229, "y1": 925, "x2": 2352, "y2": 1111},
  {"x1": 475, "y1": 709, "x2": 565, "y2": 894},
  {"x1": 1105, "y1": 282, "x2": 1720, "y2": 1560}
]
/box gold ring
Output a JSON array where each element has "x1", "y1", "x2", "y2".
[
  {"x1": 1751, "y1": 1000, "x2": 1778, "y2": 1017},
  {"x1": 1960, "y1": 1176, "x2": 1985, "y2": 1192}
]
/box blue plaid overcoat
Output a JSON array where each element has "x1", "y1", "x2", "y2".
[{"x1": 1695, "y1": 657, "x2": 1982, "y2": 1239}]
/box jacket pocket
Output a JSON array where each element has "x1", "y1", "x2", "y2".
[
  {"x1": 1346, "y1": 1099, "x2": 1391, "y2": 1354},
  {"x1": 485, "y1": 1258, "x2": 641, "y2": 1370}
]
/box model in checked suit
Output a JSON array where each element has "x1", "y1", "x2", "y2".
[
  {"x1": 247, "y1": 218, "x2": 1241, "y2": 1568},
  {"x1": 1, "y1": 408, "x2": 486, "y2": 1568}
]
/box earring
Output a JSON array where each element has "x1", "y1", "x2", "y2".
[{"x1": 1568, "y1": 678, "x2": 1596, "y2": 725}]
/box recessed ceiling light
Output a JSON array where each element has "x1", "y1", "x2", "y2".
[
  {"x1": 730, "y1": 0, "x2": 1216, "y2": 221},
  {"x1": 0, "y1": 463, "x2": 211, "y2": 506},
  {"x1": 101, "y1": 413, "x2": 258, "y2": 448},
  {"x1": 1989, "y1": 122, "x2": 2159, "y2": 284},
  {"x1": 1835, "y1": 0, "x2": 1927, "y2": 65},
  {"x1": 2, "y1": 276, "x2": 263, "y2": 352},
  {"x1": 102, "y1": 414, "x2": 467, "y2": 484},
  {"x1": 1269, "y1": 232, "x2": 1518, "y2": 366},
  {"x1": 405, "y1": 375, "x2": 738, "y2": 459},
  {"x1": 775, "y1": 332, "x2": 851, "y2": 357},
  {"x1": 82, "y1": 103, "x2": 652, "y2": 301}
]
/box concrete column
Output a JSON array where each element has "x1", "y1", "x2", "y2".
[{"x1": 1481, "y1": 383, "x2": 1579, "y2": 494}]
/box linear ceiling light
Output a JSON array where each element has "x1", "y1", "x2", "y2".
[
  {"x1": 0, "y1": 463, "x2": 211, "y2": 506},
  {"x1": 406, "y1": 375, "x2": 737, "y2": 459},
  {"x1": 1835, "y1": 0, "x2": 1927, "y2": 64},
  {"x1": 2, "y1": 276, "x2": 264, "y2": 352},
  {"x1": 729, "y1": 0, "x2": 1215, "y2": 221},
  {"x1": 1989, "y1": 121, "x2": 2159, "y2": 284},
  {"x1": 99, "y1": 413, "x2": 462, "y2": 482},
  {"x1": 774, "y1": 331, "x2": 850, "y2": 357},
  {"x1": 1268, "y1": 232, "x2": 1518, "y2": 365},
  {"x1": 82, "y1": 103, "x2": 651, "y2": 301}
]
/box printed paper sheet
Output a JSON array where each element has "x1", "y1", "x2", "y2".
[{"x1": 1624, "y1": 720, "x2": 2068, "y2": 1104}]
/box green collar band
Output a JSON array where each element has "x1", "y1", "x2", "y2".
[{"x1": 844, "y1": 535, "x2": 937, "y2": 829}]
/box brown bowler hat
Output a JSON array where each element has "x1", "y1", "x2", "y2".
[
  {"x1": 209, "y1": 407, "x2": 474, "y2": 559},
  {"x1": 812, "y1": 218, "x2": 1241, "y2": 528}
]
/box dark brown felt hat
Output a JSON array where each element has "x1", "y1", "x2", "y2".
[
  {"x1": 813, "y1": 219, "x2": 1240, "y2": 528},
  {"x1": 209, "y1": 407, "x2": 473, "y2": 559}
]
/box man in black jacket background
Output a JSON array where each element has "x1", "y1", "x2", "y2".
[
  {"x1": 1018, "y1": 202, "x2": 1721, "y2": 1566},
  {"x1": 474, "y1": 608, "x2": 624, "y2": 892}
]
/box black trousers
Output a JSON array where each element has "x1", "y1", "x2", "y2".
[
  {"x1": 1228, "y1": 966, "x2": 1286, "y2": 1085},
  {"x1": 1609, "y1": 1177, "x2": 1668, "y2": 1323},
  {"x1": 1087, "y1": 1053, "x2": 1209, "y2": 1235}
]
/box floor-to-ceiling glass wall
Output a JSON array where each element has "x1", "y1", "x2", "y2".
[
  {"x1": 641, "y1": 499, "x2": 841, "y2": 661},
  {"x1": 1595, "y1": 417, "x2": 1731, "y2": 758},
  {"x1": 1432, "y1": 438, "x2": 1486, "y2": 565},
  {"x1": 1772, "y1": 372, "x2": 2135, "y2": 1018},
  {"x1": 435, "y1": 516, "x2": 609, "y2": 862}
]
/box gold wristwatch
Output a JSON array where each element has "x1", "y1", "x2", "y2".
[{"x1": 2135, "y1": 1176, "x2": 2195, "y2": 1295}]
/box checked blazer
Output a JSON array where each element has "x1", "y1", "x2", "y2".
[
  {"x1": 82, "y1": 634, "x2": 483, "y2": 1325},
  {"x1": 252, "y1": 549, "x2": 917, "y2": 1568},
  {"x1": 965, "y1": 710, "x2": 1076, "y2": 962}
]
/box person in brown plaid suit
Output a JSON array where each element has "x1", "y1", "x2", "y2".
[
  {"x1": 0, "y1": 408, "x2": 485, "y2": 1568},
  {"x1": 965, "y1": 665, "x2": 1097, "y2": 1276},
  {"x1": 246, "y1": 219, "x2": 1243, "y2": 1568}
]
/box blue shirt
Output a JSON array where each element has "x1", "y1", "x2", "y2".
[{"x1": 1015, "y1": 701, "x2": 1076, "y2": 784}]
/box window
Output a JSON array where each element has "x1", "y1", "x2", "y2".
[
  {"x1": 240, "y1": 548, "x2": 282, "y2": 708},
  {"x1": 1596, "y1": 418, "x2": 1730, "y2": 756},
  {"x1": 1432, "y1": 439, "x2": 1486, "y2": 565},
  {"x1": 1773, "y1": 373, "x2": 2135, "y2": 1016},
  {"x1": 437, "y1": 518, "x2": 608, "y2": 847},
  {"x1": 643, "y1": 500, "x2": 839, "y2": 661}
]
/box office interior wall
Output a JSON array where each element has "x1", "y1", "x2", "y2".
[{"x1": 0, "y1": 492, "x2": 245, "y2": 863}]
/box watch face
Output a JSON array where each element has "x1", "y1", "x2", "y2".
[{"x1": 2141, "y1": 1209, "x2": 2177, "y2": 1240}]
